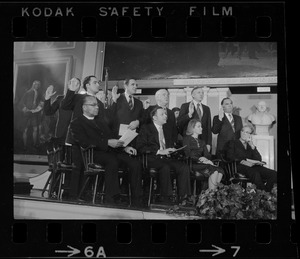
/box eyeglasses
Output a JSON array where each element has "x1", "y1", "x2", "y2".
[{"x1": 84, "y1": 103, "x2": 99, "y2": 107}]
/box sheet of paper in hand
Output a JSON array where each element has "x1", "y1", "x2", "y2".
[
  {"x1": 169, "y1": 145, "x2": 187, "y2": 154},
  {"x1": 119, "y1": 129, "x2": 138, "y2": 147},
  {"x1": 241, "y1": 159, "x2": 266, "y2": 167}
]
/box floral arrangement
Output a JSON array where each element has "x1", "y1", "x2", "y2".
[{"x1": 167, "y1": 183, "x2": 277, "y2": 219}]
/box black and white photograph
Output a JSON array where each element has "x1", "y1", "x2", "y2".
[
  {"x1": 14, "y1": 41, "x2": 280, "y2": 220},
  {"x1": 2, "y1": 1, "x2": 297, "y2": 258}
]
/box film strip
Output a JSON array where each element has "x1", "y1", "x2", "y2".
[{"x1": 1, "y1": 0, "x2": 297, "y2": 258}]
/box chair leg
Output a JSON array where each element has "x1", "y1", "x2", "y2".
[
  {"x1": 101, "y1": 179, "x2": 105, "y2": 204},
  {"x1": 193, "y1": 179, "x2": 196, "y2": 197},
  {"x1": 57, "y1": 173, "x2": 62, "y2": 200},
  {"x1": 148, "y1": 177, "x2": 153, "y2": 207},
  {"x1": 49, "y1": 171, "x2": 60, "y2": 199},
  {"x1": 58, "y1": 172, "x2": 65, "y2": 200},
  {"x1": 78, "y1": 177, "x2": 90, "y2": 200},
  {"x1": 128, "y1": 183, "x2": 131, "y2": 206},
  {"x1": 92, "y1": 174, "x2": 99, "y2": 204},
  {"x1": 41, "y1": 170, "x2": 53, "y2": 197}
]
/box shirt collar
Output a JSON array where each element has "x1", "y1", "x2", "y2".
[
  {"x1": 193, "y1": 100, "x2": 202, "y2": 107},
  {"x1": 240, "y1": 139, "x2": 247, "y2": 145},
  {"x1": 225, "y1": 113, "x2": 233, "y2": 119},
  {"x1": 79, "y1": 89, "x2": 96, "y2": 97},
  {"x1": 153, "y1": 122, "x2": 163, "y2": 129},
  {"x1": 125, "y1": 91, "x2": 133, "y2": 100},
  {"x1": 83, "y1": 114, "x2": 95, "y2": 120}
]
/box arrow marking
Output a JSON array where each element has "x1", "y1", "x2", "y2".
[
  {"x1": 199, "y1": 244, "x2": 226, "y2": 257},
  {"x1": 55, "y1": 245, "x2": 80, "y2": 257}
]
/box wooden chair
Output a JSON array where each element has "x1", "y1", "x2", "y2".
[
  {"x1": 78, "y1": 146, "x2": 106, "y2": 204},
  {"x1": 142, "y1": 152, "x2": 179, "y2": 207},
  {"x1": 187, "y1": 156, "x2": 221, "y2": 196},
  {"x1": 78, "y1": 146, "x2": 132, "y2": 205},
  {"x1": 219, "y1": 154, "x2": 251, "y2": 188},
  {"x1": 41, "y1": 139, "x2": 73, "y2": 199},
  {"x1": 41, "y1": 140, "x2": 55, "y2": 198}
]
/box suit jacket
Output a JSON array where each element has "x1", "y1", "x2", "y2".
[
  {"x1": 212, "y1": 114, "x2": 243, "y2": 154},
  {"x1": 142, "y1": 105, "x2": 178, "y2": 145},
  {"x1": 226, "y1": 139, "x2": 262, "y2": 162},
  {"x1": 69, "y1": 115, "x2": 113, "y2": 151},
  {"x1": 44, "y1": 95, "x2": 73, "y2": 142},
  {"x1": 136, "y1": 122, "x2": 175, "y2": 155},
  {"x1": 177, "y1": 102, "x2": 212, "y2": 146},
  {"x1": 61, "y1": 90, "x2": 113, "y2": 143},
  {"x1": 111, "y1": 93, "x2": 144, "y2": 136}
]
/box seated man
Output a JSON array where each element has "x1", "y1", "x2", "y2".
[
  {"x1": 69, "y1": 95, "x2": 143, "y2": 207},
  {"x1": 226, "y1": 125, "x2": 277, "y2": 192},
  {"x1": 136, "y1": 106, "x2": 192, "y2": 205}
]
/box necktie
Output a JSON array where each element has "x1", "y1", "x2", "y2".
[
  {"x1": 128, "y1": 95, "x2": 133, "y2": 110},
  {"x1": 229, "y1": 113, "x2": 235, "y2": 132},
  {"x1": 158, "y1": 126, "x2": 166, "y2": 150},
  {"x1": 196, "y1": 103, "x2": 202, "y2": 120}
]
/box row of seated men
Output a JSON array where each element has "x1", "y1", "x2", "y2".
[{"x1": 44, "y1": 76, "x2": 277, "y2": 208}]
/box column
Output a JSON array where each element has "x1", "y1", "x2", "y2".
[
  {"x1": 81, "y1": 42, "x2": 98, "y2": 81},
  {"x1": 168, "y1": 89, "x2": 186, "y2": 109},
  {"x1": 183, "y1": 87, "x2": 193, "y2": 102},
  {"x1": 202, "y1": 86, "x2": 210, "y2": 105},
  {"x1": 252, "y1": 135, "x2": 275, "y2": 170}
]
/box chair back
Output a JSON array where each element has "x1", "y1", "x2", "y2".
[
  {"x1": 80, "y1": 146, "x2": 94, "y2": 171},
  {"x1": 80, "y1": 146, "x2": 104, "y2": 174}
]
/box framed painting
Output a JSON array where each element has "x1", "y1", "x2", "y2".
[{"x1": 13, "y1": 56, "x2": 73, "y2": 155}]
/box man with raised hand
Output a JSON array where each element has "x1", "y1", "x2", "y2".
[
  {"x1": 177, "y1": 86, "x2": 212, "y2": 153},
  {"x1": 110, "y1": 78, "x2": 144, "y2": 138},
  {"x1": 212, "y1": 97, "x2": 243, "y2": 158}
]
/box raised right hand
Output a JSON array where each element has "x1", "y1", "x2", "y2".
[
  {"x1": 188, "y1": 102, "x2": 194, "y2": 117},
  {"x1": 111, "y1": 85, "x2": 120, "y2": 103},
  {"x1": 45, "y1": 85, "x2": 56, "y2": 100},
  {"x1": 68, "y1": 78, "x2": 80, "y2": 92},
  {"x1": 218, "y1": 107, "x2": 224, "y2": 120}
]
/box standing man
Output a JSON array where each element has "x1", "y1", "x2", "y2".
[
  {"x1": 43, "y1": 78, "x2": 81, "y2": 144},
  {"x1": 136, "y1": 107, "x2": 191, "y2": 205},
  {"x1": 111, "y1": 78, "x2": 144, "y2": 138},
  {"x1": 212, "y1": 97, "x2": 243, "y2": 158},
  {"x1": 177, "y1": 86, "x2": 212, "y2": 152}
]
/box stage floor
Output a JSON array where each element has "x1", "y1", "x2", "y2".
[
  {"x1": 14, "y1": 189, "x2": 198, "y2": 220},
  {"x1": 13, "y1": 157, "x2": 199, "y2": 220}
]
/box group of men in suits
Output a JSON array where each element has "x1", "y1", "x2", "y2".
[{"x1": 45, "y1": 77, "x2": 276, "y2": 208}]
